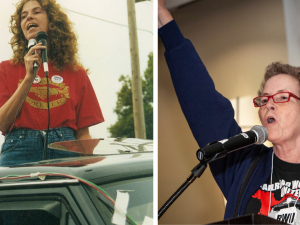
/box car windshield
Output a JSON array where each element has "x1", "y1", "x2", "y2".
[{"x1": 48, "y1": 138, "x2": 153, "y2": 155}]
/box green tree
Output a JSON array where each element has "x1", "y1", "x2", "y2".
[{"x1": 108, "y1": 52, "x2": 153, "y2": 139}]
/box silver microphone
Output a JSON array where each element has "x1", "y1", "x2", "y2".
[
  {"x1": 28, "y1": 39, "x2": 38, "y2": 68},
  {"x1": 197, "y1": 125, "x2": 268, "y2": 162},
  {"x1": 251, "y1": 125, "x2": 268, "y2": 145}
]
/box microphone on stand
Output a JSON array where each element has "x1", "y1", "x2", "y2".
[
  {"x1": 159, "y1": 125, "x2": 268, "y2": 219},
  {"x1": 36, "y1": 31, "x2": 48, "y2": 77},
  {"x1": 197, "y1": 125, "x2": 268, "y2": 162}
]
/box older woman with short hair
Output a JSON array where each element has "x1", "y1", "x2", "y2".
[{"x1": 158, "y1": 0, "x2": 300, "y2": 223}]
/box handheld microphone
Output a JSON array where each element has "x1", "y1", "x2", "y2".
[
  {"x1": 28, "y1": 39, "x2": 38, "y2": 68},
  {"x1": 197, "y1": 125, "x2": 268, "y2": 162},
  {"x1": 36, "y1": 31, "x2": 48, "y2": 77}
]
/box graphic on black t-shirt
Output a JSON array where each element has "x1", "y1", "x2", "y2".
[
  {"x1": 251, "y1": 180, "x2": 300, "y2": 224},
  {"x1": 245, "y1": 154, "x2": 300, "y2": 225}
]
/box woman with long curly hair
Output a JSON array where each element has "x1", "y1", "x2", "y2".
[{"x1": 0, "y1": 0, "x2": 104, "y2": 167}]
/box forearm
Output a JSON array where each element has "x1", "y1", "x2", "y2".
[
  {"x1": 75, "y1": 127, "x2": 92, "y2": 140},
  {"x1": 0, "y1": 76, "x2": 34, "y2": 132},
  {"x1": 158, "y1": 6, "x2": 173, "y2": 28}
]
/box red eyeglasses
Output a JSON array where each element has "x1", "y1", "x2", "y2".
[{"x1": 253, "y1": 92, "x2": 300, "y2": 107}]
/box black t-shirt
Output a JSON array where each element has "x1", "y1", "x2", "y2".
[{"x1": 245, "y1": 153, "x2": 300, "y2": 224}]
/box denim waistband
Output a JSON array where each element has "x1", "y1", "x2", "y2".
[{"x1": 5, "y1": 127, "x2": 75, "y2": 138}]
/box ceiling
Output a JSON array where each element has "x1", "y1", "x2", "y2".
[{"x1": 165, "y1": 0, "x2": 196, "y2": 10}]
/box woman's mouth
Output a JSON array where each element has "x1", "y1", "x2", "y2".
[
  {"x1": 267, "y1": 117, "x2": 275, "y2": 124},
  {"x1": 27, "y1": 23, "x2": 38, "y2": 30}
]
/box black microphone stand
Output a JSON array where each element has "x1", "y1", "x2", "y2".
[{"x1": 158, "y1": 151, "x2": 225, "y2": 220}]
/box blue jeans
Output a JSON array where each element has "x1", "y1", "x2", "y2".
[{"x1": 0, "y1": 127, "x2": 80, "y2": 167}]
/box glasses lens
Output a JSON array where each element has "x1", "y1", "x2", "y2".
[
  {"x1": 274, "y1": 92, "x2": 289, "y2": 103},
  {"x1": 255, "y1": 96, "x2": 268, "y2": 106},
  {"x1": 254, "y1": 98, "x2": 260, "y2": 106}
]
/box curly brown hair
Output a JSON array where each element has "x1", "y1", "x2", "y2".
[
  {"x1": 10, "y1": 0, "x2": 85, "y2": 72},
  {"x1": 258, "y1": 62, "x2": 300, "y2": 96}
]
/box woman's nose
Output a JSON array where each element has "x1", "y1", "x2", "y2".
[
  {"x1": 265, "y1": 97, "x2": 276, "y2": 110},
  {"x1": 26, "y1": 12, "x2": 34, "y2": 20}
]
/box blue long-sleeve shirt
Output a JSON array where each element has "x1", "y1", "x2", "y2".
[{"x1": 159, "y1": 20, "x2": 273, "y2": 219}]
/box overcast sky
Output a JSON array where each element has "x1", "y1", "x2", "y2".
[{"x1": 0, "y1": 0, "x2": 153, "y2": 143}]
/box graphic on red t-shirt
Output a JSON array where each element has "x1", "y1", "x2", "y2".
[
  {"x1": 19, "y1": 77, "x2": 70, "y2": 109},
  {"x1": 0, "y1": 61, "x2": 104, "y2": 131}
]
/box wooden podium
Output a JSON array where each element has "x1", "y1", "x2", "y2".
[{"x1": 209, "y1": 214, "x2": 287, "y2": 224}]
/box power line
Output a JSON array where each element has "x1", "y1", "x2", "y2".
[{"x1": 66, "y1": 9, "x2": 153, "y2": 35}]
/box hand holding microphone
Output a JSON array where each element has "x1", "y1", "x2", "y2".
[
  {"x1": 27, "y1": 39, "x2": 38, "y2": 68},
  {"x1": 36, "y1": 31, "x2": 48, "y2": 77},
  {"x1": 25, "y1": 39, "x2": 45, "y2": 80}
]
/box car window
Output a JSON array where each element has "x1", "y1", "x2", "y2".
[
  {"x1": 87, "y1": 176, "x2": 153, "y2": 224},
  {"x1": 0, "y1": 200, "x2": 76, "y2": 225}
]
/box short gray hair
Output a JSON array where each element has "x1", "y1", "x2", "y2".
[{"x1": 258, "y1": 62, "x2": 300, "y2": 96}]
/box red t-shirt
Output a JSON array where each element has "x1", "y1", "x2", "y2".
[{"x1": 0, "y1": 60, "x2": 104, "y2": 133}]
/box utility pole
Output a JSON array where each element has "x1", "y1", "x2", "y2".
[{"x1": 127, "y1": 0, "x2": 146, "y2": 139}]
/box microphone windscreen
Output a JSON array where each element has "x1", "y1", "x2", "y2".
[
  {"x1": 36, "y1": 31, "x2": 48, "y2": 42},
  {"x1": 28, "y1": 39, "x2": 36, "y2": 49},
  {"x1": 251, "y1": 125, "x2": 268, "y2": 144}
]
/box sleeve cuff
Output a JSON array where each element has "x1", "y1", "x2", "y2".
[{"x1": 158, "y1": 20, "x2": 185, "y2": 51}]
